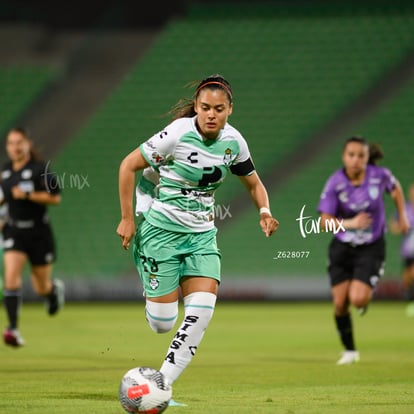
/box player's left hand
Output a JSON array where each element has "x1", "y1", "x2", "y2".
[
  {"x1": 398, "y1": 214, "x2": 411, "y2": 234},
  {"x1": 260, "y1": 215, "x2": 279, "y2": 237}
]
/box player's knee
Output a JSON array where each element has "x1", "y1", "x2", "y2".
[
  {"x1": 148, "y1": 318, "x2": 177, "y2": 334},
  {"x1": 349, "y1": 290, "x2": 371, "y2": 309},
  {"x1": 145, "y1": 301, "x2": 178, "y2": 334},
  {"x1": 183, "y1": 292, "x2": 217, "y2": 330}
]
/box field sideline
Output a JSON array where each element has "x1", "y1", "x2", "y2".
[{"x1": 1, "y1": 301, "x2": 413, "y2": 413}]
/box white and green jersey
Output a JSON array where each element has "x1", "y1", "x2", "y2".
[
  {"x1": 135, "y1": 166, "x2": 159, "y2": 217},
  {"x1": 139, "y1": 116, "x2": 255, "y2": 233}
]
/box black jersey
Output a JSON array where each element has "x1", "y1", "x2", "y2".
[{"x1": 0, "y1": 159, "x2": 60, "y2": 226}]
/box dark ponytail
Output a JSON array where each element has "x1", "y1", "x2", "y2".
[
  {"x1": 343, "y1": 136, "x2": 383, "y2": 165},
  {"x1": 368, "y1": 142, "x2": 384, "y2": 165}
]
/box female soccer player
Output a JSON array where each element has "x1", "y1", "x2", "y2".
[
  {"x1": 389, "y1": 182, "x2": 414, "y2": 316},
  {"x1": 1, "y1": 127, "x2": 64, "y2": 347},
  {"x1": 318, "y1": 136, "x2": 409, "y2": 365},
  {"x1": 117, "y1": 74, "x2": 279, "y2": 388}
]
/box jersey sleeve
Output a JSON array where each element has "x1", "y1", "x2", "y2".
[
  {"x1": 381, "y1": 167, "x2": 397, "y2": 193},
  {"x1": 229, "y1": 134, "x2": 255, "y2": 176},
  {"x1": 135, "y1": 166, "x2": 159, "y2": 216},
  {"x1": 139, "y1": 120, "x2": 180, "y2": 168},
  {"x1": 317, "y1": 175, "x2": 338, "y2": 216}
]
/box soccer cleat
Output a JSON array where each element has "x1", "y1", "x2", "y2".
[
  {"x1": 3, "y1": 328, "x2": 25, "y2": 347},
  {"x1": 336, "y1": 350, "x2": 360, "y2": 365},
  {"x1": 169, "y1": 399, "x2": 187, "y2": 407},
  {"x1": 46, "y1": 279, "x2": 65, "y2": 316}
]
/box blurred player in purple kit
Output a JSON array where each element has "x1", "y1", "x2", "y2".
[
  {"x1": 318, "y1": 136, "x2": 409, "y2": 365},
  {"x1": 389, "y1": 182, "x2": 414, "y2": 316}
]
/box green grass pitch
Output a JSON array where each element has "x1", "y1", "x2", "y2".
[{"x1": 1, "y1": 301, "x2": 414, "y2": 413}]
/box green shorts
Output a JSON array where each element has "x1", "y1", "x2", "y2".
[{"x1": 133, "y1": 220, "x2": 221, "y2": 298}]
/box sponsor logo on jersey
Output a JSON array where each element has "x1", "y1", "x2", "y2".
[
  {"x1": 187, "y1": 152, "x2": 198, "y2": 164},
  {"x1": 369, "y1": 177, "x2": 381, "y2": 184},
  {"x1": 146, "y1": 140, "x2": 156, "y2": 150}
]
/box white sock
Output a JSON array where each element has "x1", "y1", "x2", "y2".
[
  {"x1": 145, "y1": 300, "x2": 178, "y2": 334},
  {"x1": 159, "y1": 292, "x2": 216, "y2": 385}
]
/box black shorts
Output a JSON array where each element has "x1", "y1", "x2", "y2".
[
  {"x1": 403, "y1": 257, "x2": 414, "y2": 268},
  {"x1": 328, "y1": 237, "x2": 385, "y2": 288},
  {"x1": 2, "y1": 223, "x2": 57, "y2": 265}
]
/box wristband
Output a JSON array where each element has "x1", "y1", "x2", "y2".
[
  {"x1": 259, "y1": 207, "x2": 271, "y2": 216},
  {"x1": 25, "y1": 191, "x2": 31, "y2": 200}
]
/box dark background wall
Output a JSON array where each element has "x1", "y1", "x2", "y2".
[{"x1": 0, "y1": 0, "x2": 187, "y2": 28}]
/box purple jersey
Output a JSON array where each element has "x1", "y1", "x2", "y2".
[
  {"x1": 394, "y1": 202, "x2": 414, "y2": 259},
  {"x1": 318, "y1": 164, "x2": 396, "y2": 245}
]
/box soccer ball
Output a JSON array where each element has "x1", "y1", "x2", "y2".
[{"x1": 119, "y1": 366, "x2": 172, "y2": 413}]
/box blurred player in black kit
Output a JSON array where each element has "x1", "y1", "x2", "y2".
[{"x1": 1, "y1": 127, "x2": 64, "y2": 347}]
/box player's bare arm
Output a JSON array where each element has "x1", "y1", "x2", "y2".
[
  {"x1": 11, "y1": 186, "x2": 61, "y2": 205},
  {"x1": 238, "y1": 172, "x2": 279, "y2": 237},
  {"x1": 390, "y1": 180, "x2": 410, "y2": 234},
  {"x1": 117, "y1": 148, "x2": 149, "y2": 249}
]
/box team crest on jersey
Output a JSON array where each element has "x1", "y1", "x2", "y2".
[
  {"x1": 151, "y1": 152, "x2": 164, "y2": 164},
  {"x1": 338, "y1": 191, "x2": 348, "y2": 203},
  {"x1": 223, "y1": 148, "x2": 232, "y2": 166},
  {"x1": 368, "y1": 186, "x2": 379, "y2": 200},
  {"x1": 149, "y1": 274, "x2": 160, "y2": 290},
  {"x1": 21, "y1": 169, "x2": 33, "y2": 179}
]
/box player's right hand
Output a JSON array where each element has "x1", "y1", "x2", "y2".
[{"x1": 116, "y1": 218, "x2": 135, "y2": 250}]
